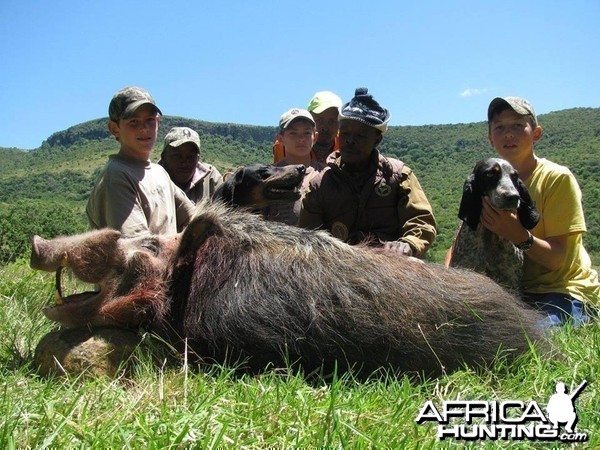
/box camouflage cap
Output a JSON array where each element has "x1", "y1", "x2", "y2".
[
  {"x1": 487, "y1": 97, "x2": 538, "y2": 126},
  {"x1": 307, "y1": 91, "x2": 343, "y2": 114},
  {"x1": 163, "y1": 127, "x2": 200, "y2": 152},
  {"x1": 279, "y1": 108, "x2": 316, "y2": 131},
  {"x1": 108, "y1": 86, "x2": 162, "y2": 122}
]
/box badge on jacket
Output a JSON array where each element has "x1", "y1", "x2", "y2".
[
  {"x1": 375, "y1": 181, "x2": 392, "y2": 197},
  {"x1": 331, "y1": 222, "x2": 349, "y2": 241}
]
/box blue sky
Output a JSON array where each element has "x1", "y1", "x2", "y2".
[{"x1": 1, "y1": 0, "x2": 599, "y2": 149}]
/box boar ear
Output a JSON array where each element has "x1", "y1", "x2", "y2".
[{"x1": 176, "y1": 213, "x2": 224, "y2": 258}]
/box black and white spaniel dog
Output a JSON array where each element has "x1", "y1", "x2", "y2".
[{"x1": 447, "y1": 158, "x2": 540, "y2": 291}]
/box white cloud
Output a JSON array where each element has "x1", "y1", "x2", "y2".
[{"x1": 460, "y1": 88, "x2": 490, "y2": 97}]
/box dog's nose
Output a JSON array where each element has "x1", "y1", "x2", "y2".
[
  {"x1": 296, "y1": 165, "x2": 306, "y2": 175},
  {"x1": 505, "y1": 193, "x2": 521, "y2": 209}
]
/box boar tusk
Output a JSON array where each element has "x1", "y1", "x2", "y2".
[
  {"x1": 55, "y1": 267, "x2": 65, "y2": 304},
  {"x1": 60, "y1": 252, "x2": 69, "y2": 267}
]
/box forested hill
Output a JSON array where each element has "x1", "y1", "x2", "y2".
[
  {"x1": 1, "y1": 116, "x2": 278, "y2": 177},
  {"x1": 1, "y1": 107, "x2": 599, "y2": 265}
]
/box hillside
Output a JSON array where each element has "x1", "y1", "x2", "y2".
[{"x1": 1, "y1": 108, "x2": 599, "y2": 265}]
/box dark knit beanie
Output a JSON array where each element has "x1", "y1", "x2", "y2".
[{"x1": 339, "y1": 87, "x2": 391, "y2": 133}]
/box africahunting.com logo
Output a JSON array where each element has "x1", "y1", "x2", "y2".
[{"x1": 416, "y1": 380, "x2": 589, "y2": 443}]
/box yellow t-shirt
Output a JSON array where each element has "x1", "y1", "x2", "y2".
[{"x1": 522, "y1": 158, "x2": 599, "y2": 305}]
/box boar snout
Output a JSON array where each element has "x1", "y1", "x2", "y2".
[{"x1": 30, "y1": 235, "x2": 65, "y2": 272}]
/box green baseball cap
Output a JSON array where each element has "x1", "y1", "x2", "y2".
[
  {"x1": 108, "y1": 86, "x2": 162, "y2": 122},
  {"x1": 307, "y1": 91, "x2": 343, "y2": 114}
]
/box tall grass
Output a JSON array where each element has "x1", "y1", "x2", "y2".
[{"x1": 1, "y1": 260, "x2": 598, "y2": 449}]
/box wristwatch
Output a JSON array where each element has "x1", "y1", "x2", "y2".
[{"x1": 515, "y1": 231, "x2": 534, "y2": 251}]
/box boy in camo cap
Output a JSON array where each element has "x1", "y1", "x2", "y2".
[{"x1": 86, "y1": 86, "x2": 195, "y2": 236}]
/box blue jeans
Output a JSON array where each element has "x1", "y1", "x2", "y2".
[{"x1": 524, "y1": 292, "x2": 589, "y2": 328}]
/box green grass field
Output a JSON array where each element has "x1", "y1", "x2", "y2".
[{"x1": 1, "y1": 261, "x2": 598, "y2": 449}]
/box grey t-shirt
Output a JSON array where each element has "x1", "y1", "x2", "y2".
[{"x1": 86, "y1": 154, "x2": 195, "y2": 236}]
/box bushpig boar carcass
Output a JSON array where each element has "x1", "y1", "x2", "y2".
[{"x1": 30, "y1": 202, "x2": 547, "y2": 378}]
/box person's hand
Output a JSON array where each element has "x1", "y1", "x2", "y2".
[
  {"x1": 383, "y1": 240, "x2": 413, "y2": 256},
  {"x1": 480, "y1": 196, "x2": 525, "y2": 243}
]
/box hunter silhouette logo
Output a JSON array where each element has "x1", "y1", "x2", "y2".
[
  {"x1": 415, "y1": 380, "x2": 589, "y2": 442},
  {"x1": 546, "y1": 380, "x2": 587, "y2": 434}
]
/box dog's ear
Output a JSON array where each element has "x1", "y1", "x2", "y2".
[
  {"x1": 212, "y1": 167, "x2": 245, "y2": 205},
  {"x1": 515, "y1": 178, "x2": 541, "y2": 229},
  {"x1": 232, "y1": 166, "x2": 246, "y2": 185},
  {"x1": 458, "y1": 174, "x2": 482, "y2": 230},
  {"x1": 212, "y1": 182, "x2": 233, "y2": 204}
]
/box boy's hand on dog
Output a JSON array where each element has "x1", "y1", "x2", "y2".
[{"x1": 481, "y1": 196, "x2": 527, "y2": 244}]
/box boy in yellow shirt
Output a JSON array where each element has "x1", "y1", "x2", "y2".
[{"x1": 484, "y1": 96, "x2": 599, "y2": 326}]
